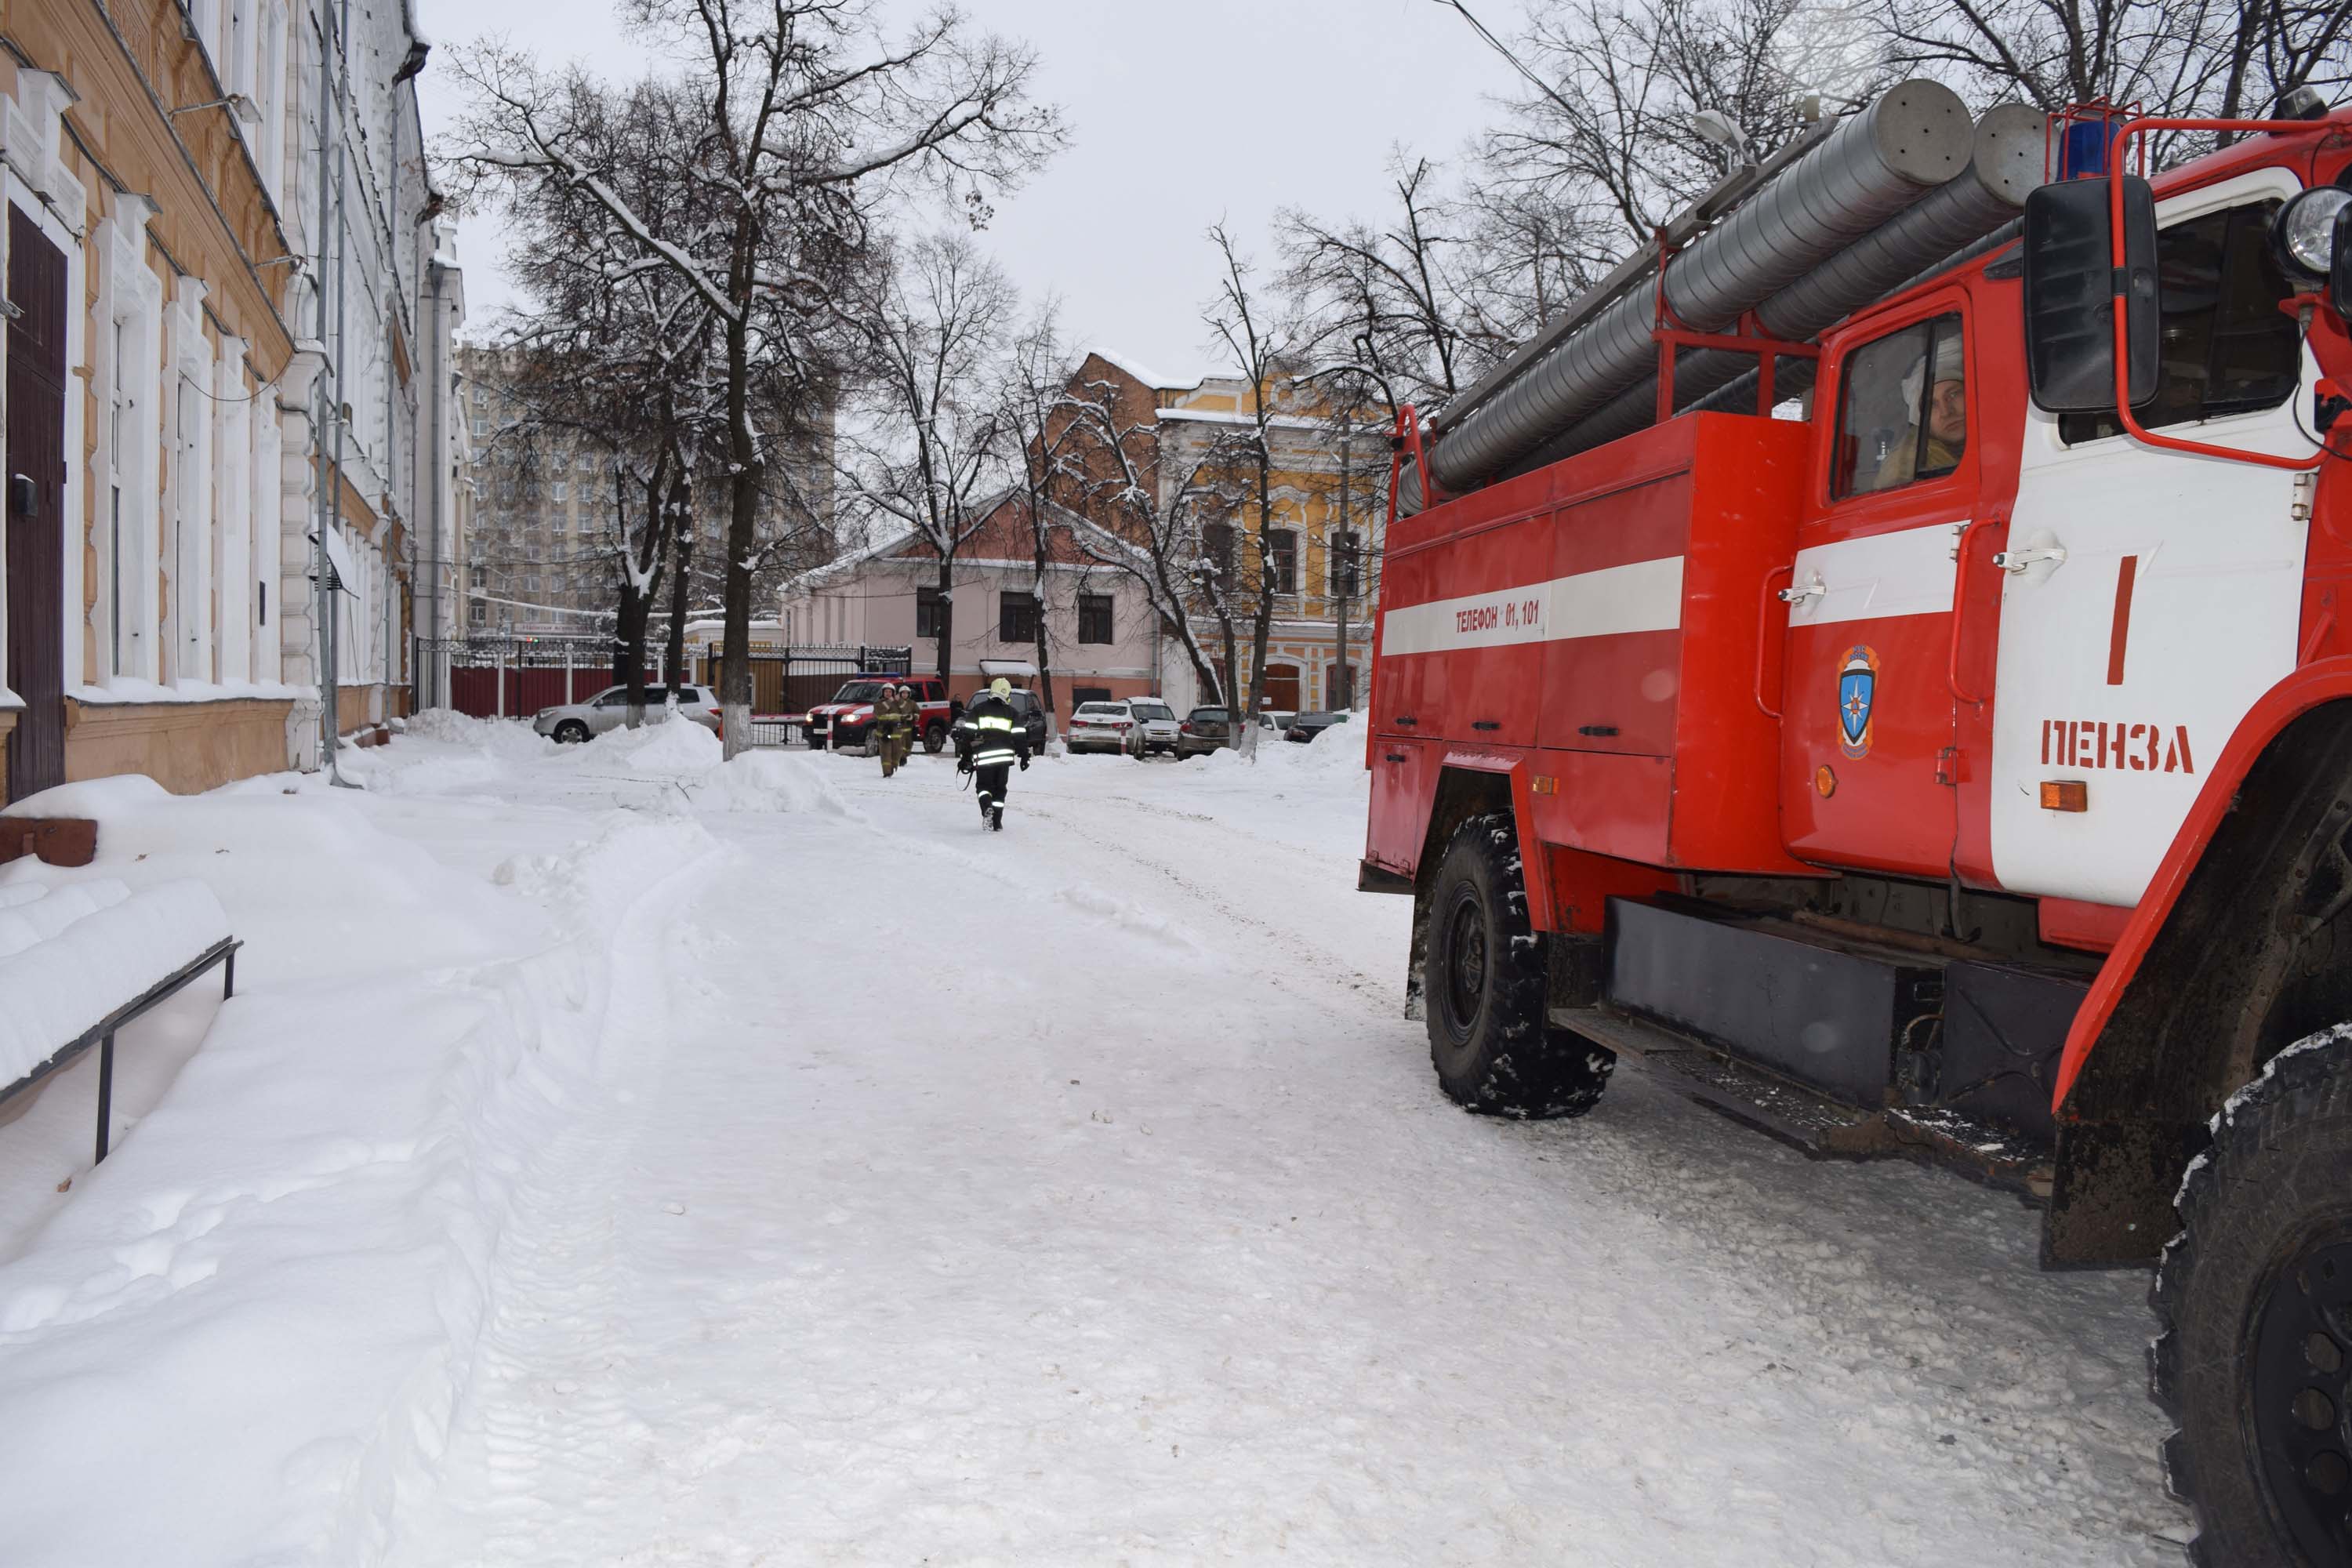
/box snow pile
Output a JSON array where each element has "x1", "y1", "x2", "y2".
[
  {"x1": 401, "y1": 707, "x2": 557, "y2": 762},
  {"x1": 0, "y1": 879, "x2": 232, "y2": 1085},
  {"x1": 624, "y1": 719, "x2": 724, "y2": 775},
  {"x1": 0, "y1": 771, "x2": 175, "y2": 819},
  {"x1": 0, "y1": 776, "x2": 720, "y2": 1566},
  {"x1": 575, "y1": 716, "x2": 724, "y2": 775},
  {"x1": 684, "y1": 750, "x2": 861, "y2": 818},
  {"x1": 1199, "y1": 729, "x2": 1368, "y2": 779}
]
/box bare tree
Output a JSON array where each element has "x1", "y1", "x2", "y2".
[
  {"x1": 837, "y1": 233, "x2": 1017, "y2": 686},
  {"x1": 486, "y1": 74, "x2": 728, "y2": 724},
  {"x1": 1875, "y1": 0, "x2": 2350, "y2": 153},
  {"x1": 1198, "y1": 225, "x2": 1315, "y2": 760},
  {"x1": 997, "y1": 300, "x2": 1082, "y2": 721},
  {"x1": 445, "y1": 2, "x2": 1062, "y2": 755},
  {"x1": 1280, "y1": 152, "x2": 1516, "y2": 416},
  {"x1": 1053, "y1": 370, "x2": 1232, "y2": 707},
  {"x1": 1479, "y1": 0, "x2": 1823, "y2": 270}
]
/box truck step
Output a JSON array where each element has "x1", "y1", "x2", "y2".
[{"x1": 1552, "y1": 1004, "x2": 2053, "y2": 1194}]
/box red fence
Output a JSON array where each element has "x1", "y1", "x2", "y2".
[{"x1": 447, "y1": 664, "x2": 662, "y2": 720}]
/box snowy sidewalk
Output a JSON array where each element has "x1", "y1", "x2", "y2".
[{"x1": 0, "y1": 724, "x2": 2185, "y2": 1564}]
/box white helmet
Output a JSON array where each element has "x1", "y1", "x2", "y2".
[{"x1": 989, "y1": 677, "x2": 1012, "y2": 699}]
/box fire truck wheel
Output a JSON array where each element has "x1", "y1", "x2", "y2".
[
  {"x1": 1425, "y1": 812, "x2": 1613, "y2": 1120},
  {"x1": 925, "y1": 722, "x2": 946, "y2": 754},
  {"x1": 2153, "y1": 1023, "x2": 2352, "y2": 1568}
]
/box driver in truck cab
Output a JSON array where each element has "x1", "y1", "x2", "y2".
[{"x1": 1871, "y1": 332, "x2": 1968, "y2": 490}]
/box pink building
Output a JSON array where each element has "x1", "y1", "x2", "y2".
[{"x1": 776, "y1": 492, "x2": 1171, "y2": 710}]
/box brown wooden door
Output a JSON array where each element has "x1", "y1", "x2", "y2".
[{"x1": 6, "y1": 205, "x2": 69, "y2": 802}]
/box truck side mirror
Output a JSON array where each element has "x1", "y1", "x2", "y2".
[
  {"x1": 2335, "y1": 199, "x2": 2352, "y2": 321},
  {"x1": 2023, "y1": 175, "x2": 2160, "y2": 412}
]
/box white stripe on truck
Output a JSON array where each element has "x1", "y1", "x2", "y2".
[{"x1": 1380, "y1": 555, "x2": 1684, "y2": 658}]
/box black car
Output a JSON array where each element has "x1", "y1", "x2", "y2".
[{"x1": 1283, "y1": 710, "x2": 1350, "y2": 743}]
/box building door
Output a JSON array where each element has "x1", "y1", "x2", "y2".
[
  {"x1": 1261, "y1": 662, "x2": 1301, "y2": 714},
  {"x1": 5, "y1": 205, "x2": 69, "y2": 802}
]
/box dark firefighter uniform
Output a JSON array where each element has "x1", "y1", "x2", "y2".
[{"x1": 956, "y1": 680, "x2": 1031, "y2": 831}]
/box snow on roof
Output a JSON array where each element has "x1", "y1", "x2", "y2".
[
  {"x1": 775, "y1": 528, "x2": 919, "y2": 599},
  {"x1": 1153, "y1": 406, "x2": 1334, "y2": 431},
  {"x1": 1080, "y1": 346, "x2": 1205, "y2": 394}
]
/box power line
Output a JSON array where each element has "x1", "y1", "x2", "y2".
[{"x1": 1432, "y1": 0, "x2": 1584, "y2": 121}]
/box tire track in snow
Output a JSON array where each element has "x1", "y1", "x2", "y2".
[{"x1": 1015, "y1": 797, "x2": 1397, "y2": 1014}]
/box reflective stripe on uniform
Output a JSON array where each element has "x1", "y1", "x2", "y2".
[{"x1": 971, "y1": 714, "x2": 1018, "y2": 766}]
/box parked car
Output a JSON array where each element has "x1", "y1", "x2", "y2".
[
  {"x1": 1065, "y1": 701, "x2": 1133, "y2": 754},
  {"x1": 1066, "y1": 699, "x2": 1180, "y2": 756},
  {"x1": 1284, "y1": 710, "x2": 1350, "y2": 743},
  {"x1": 1176, "y1": 706, "x2": 1232, "y2": 757},
  {"x1": 1125, "y1": 699, "x2": 1181, "y2": 755},
  {"x1": 535, "y1": 684, "x2": 721, "y2": 744},
  {"x1": 797, "y1": 675, "x2": 952, "y2": 753}
]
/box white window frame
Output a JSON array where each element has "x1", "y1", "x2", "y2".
[{"x1": 96, "y1": 198, "x2": 160, "y2": 685}]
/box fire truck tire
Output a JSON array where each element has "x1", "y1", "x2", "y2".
[
  {"x1": 1425, "y1": 812, "x2": 1613, "y2": 1120},
  {"x1": 2151, "y1": 1022, "x2": 2352, "y2": 1568}
]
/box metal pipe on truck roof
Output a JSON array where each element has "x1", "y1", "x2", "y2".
[
  {"x1": 1682, "y1": 213, "x2": 2031, "y2": 421},
  {"x1": 1419, "y1": 79, "x2": 1970, "y2": 498},
  {"x1": 1511, "y1": 103, "x2": 2046, "y2": 470}
]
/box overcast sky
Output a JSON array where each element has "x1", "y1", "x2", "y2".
[{"x1": 417, "y1": 0, "x2": 1520, "y2": 383}]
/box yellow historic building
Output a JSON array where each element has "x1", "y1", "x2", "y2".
[
  {"x1": 0, "y1": 0, "x2": 460, "y2": 804},
  {"x1": 1064, "y1": 349, "x2": 1383, "y2": 720}
]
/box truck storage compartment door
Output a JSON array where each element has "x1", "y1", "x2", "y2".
[
  {"x1": 1536, "y1": 464, "x2": 1690, "y2": 757},
  {"x1": 1375, "y1": 479, "x2": 1557, "y2": 750},
  {"x1": 1607, "y1": 897, "x2": 1942, "y2": 1105}
]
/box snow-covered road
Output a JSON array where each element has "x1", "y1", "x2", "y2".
[{"x1": 0, "y1": 721, "x2": 2187, "y2": 1563}]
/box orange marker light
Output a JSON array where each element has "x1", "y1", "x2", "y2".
[
  {"x1": 1814, "y1": 765, "x2": 1836, "y2": 798},
  {"x1": 2040, "y1": 779, "x2": 2089, "y2": 812}
]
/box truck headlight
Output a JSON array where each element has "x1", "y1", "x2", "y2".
[{"x1": 2274, "y1": 186, "x2": 2351, "y2": 280}]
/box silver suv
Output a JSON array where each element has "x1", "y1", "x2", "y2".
[{"x1": 533, "y1": 684, "x2": 721, "y2": 743}]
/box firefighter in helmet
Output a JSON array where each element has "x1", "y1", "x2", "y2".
[
  {"x1": 1872, "y1": 332, "x2": 1968, "y2": 491},
  {"x1": 956, "y1": 676, "x2": 1031, "y2": 831},
  {"x1": 876, "y1": 683, "x2": 915, "y2": 779}
]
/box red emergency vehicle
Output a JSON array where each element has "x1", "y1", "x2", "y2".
[{"x1": 1364, "y1": 89, "x2": 2352, "y2": 1565}]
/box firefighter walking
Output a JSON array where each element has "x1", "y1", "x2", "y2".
[
  {"x1": 956, "y1": 677, "x2": 1030, "y2": 831},
  {"x1": 876, "y1": 684, "x2": 916, "y2": 779}
]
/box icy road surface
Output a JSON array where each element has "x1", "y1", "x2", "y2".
[{"x1": 0, "y1": 718, "x2": 2183, "y2": 1565}]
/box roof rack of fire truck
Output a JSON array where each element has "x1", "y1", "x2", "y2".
[{"x1": 1396, "y1": 81, "x2": 2054, "y2": 516}]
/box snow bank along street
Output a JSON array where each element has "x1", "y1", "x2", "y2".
[{"x1": 0, "y1": 719, "x2": 2181, "y2": 1563}]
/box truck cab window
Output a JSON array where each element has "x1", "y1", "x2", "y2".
[
  {"x1": 1833, "y1": 312, "x2": 1966, "y2": 499},
  {"x1": 2059, "y1": 198, "x2": 2300, "y2": 444}
]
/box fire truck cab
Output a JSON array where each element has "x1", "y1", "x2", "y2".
[{"x1": 1366, "y1": 97, "x2": 2352, "y2": 1566}]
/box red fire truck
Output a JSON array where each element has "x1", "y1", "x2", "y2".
[{"x1": 1363, "y1": 82, "x2": 2352, "y2": 1565}]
